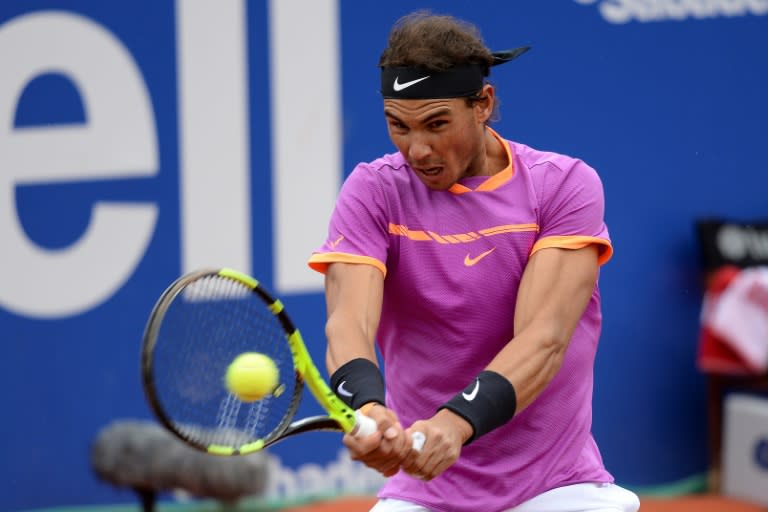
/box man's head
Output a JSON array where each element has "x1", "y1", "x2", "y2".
[
  {"x1": 378, "y1": 12, "x2": 506, "y2": 190},
  {"x1": 379, "y1": 11, "x2": 495, "y2": 108}
]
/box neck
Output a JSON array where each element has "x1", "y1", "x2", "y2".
[{"x1": 473, "y1": 127, "x2": 506, "y2": 177}]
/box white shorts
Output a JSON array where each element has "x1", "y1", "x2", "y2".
[{"x1": 370, "y1": 482, "x2": 640, "y2": 512}]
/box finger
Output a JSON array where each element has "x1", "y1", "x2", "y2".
[
  {"x1": 382, "y1": 464, "x2": 401, "y2": 477},
  {"x1": 413, "y1": 443, "x2": 448, "y2": 480},
  {"x1": 369, "y1": 437, "x2": 402, "y2": 461},
  {"x1": 368, "y1": 405, "x2": 404, "y2": 436},
  {"x1": 349, "y1": 432, "x2": 409, "y2": 473},
  {"x1": 418, "y1": 448, "x2": 459, "y2": 481},
  {"x1": 400, "y1": 433, "x2": 424, "y2": 468},
  {"x1": 343, "y1": 430, "x2": 382, "y2": 458},
  {"x1": 401, "y1": 452, "x2": 428, "y2": 479},
  {"x1": 369, "y1": 421, "x2": 410, "y2": 460},
  {"x1": 361, "y1": 451, "x2": 404, "y2": 477},
  {"x1": 380, "y1": 419, "x2": 404, "y2": 441},
  {"x1": 355, "y1": 449, "x2": 400, "y2": 477}
]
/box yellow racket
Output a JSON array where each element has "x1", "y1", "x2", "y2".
[{"x1": 141, "y1": 268, "x2": 424, "y2": 455}]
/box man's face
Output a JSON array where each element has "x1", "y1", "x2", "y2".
[{"x1": 383, "y1": 87, "x2": 493, "y2": 191}]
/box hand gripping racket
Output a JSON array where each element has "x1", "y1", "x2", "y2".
[{"x1": 141, "y1": 268, "x2": 425, "y2": 456}]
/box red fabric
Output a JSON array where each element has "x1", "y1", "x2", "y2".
[{"x1": 697, "y1": 265, "x2": 756, "y2": 375}]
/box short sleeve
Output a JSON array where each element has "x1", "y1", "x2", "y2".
[
  {"x1": 530, "y1": 159, "x2": 613, "y2": 265},
  {"x1": 307, "y1": 165, "x2": 390, "y2": 276}
]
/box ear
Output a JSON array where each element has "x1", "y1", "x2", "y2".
[{"x1": 475, "y1": 84, "x2": 495, "y2": 123}]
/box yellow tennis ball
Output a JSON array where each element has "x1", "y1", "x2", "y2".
[{"x1": 225, "y1": 352, "x2": 279, "y2": 402}]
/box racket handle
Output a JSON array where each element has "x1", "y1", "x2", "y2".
[
  {"x1": 353, "y1": 410, "x2": 426, "y2": 451},
  {"x1": 353, "y1": 410, "x2": 378, "y2": 437}
]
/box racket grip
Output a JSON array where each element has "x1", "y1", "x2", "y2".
[
  {"x1": 353, "y1": 410, "x2": 426, "y2": 451},
  {"x1": 353, "y1": 410, "x2": 378, "y2": 437}
]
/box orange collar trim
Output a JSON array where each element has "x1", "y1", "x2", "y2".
[{"x1": 449, "y1": 127, "x2": 514, "y2": 195}]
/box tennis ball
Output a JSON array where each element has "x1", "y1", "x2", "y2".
[{"x1": 225, "y1": 352, "x2": 279, "y2": 402}]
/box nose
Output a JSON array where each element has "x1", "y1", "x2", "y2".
[{"x1": 408, "y1": 137, "x2": 432, "y2": 163}]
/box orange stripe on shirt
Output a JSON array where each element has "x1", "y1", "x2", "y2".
[
  {"x1": 388, "y1": 223, "x2": 408, "y2": 236},
  {"x1": 530, "y1": 236, "x2": 613, "y2": 265},
  {"x1": 452, "y1": 232, "x2": 481, "y2": 242},
  {"x1": 388, "y1": 223, "x2": 432, "y2": 241},
  {"x1": 391, "y1": 223, "x2": 537, "y2": 243},
  {"x1": 480, "y1": 223, "x2": 539, "y2": 236},
  {"x1": 428, "y1": 231, "x2": 450, "y2": 244}
]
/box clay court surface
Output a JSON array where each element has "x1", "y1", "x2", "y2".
[
  {"x1": 20, "y1": 493, "x2": 768, "y2": 512},
  {"x1": 278, "y1": 495, "x2": 766, "y2": 512}
]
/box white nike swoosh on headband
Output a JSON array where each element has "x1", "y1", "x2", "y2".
[{"x1": 393, "y1": 75, "x2": 430, "y2": 91}]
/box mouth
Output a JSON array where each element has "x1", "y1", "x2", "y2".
[{"x1": 414, "y1": 166, "x2": 443, "y2": 177}]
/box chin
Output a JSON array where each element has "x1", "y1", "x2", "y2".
[{"x1": 421, "y1": 178, "x2": 453, "y2": 191}]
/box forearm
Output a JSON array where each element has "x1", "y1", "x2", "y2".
[
  {"x1": 324, "y1": 262, "x2": 384, "y2": 373},
  {"x1": 486, "y1": 321, "x2": 570, "y2": 412},
  {"x1": 325, "y1": 315, "x2": 379, "y2": 374},
  {"x1": 440, "y1": 320, "x2": 573, "y2": 444}
]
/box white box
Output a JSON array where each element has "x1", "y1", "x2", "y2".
[{"x1": 722, "y1": 393, "x2": 768, "y2": 505}]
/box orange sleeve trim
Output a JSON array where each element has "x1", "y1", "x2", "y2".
[
  {"x1": 307, "y1": 252, "x2": 387, "y2": 277},
  {"x1": 530, "y1": 236, "x2": 613, "y2": 265}
]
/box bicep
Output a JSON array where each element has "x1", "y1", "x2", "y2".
[
  {"x1": 485, "y1": 244, "x2": 600, "y2": 411},
  {"x1": 514, "y1": 244, "x2": 599, "y2": 342},
  {"x1": 324, "y1": 262, "x2": 384, "y2": 372}
]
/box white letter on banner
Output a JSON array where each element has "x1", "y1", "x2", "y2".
[
  {"x1": 269, "y1": 0, "x2": 341, "y2": 293},
  {"x1": 0, "y1": 11, "x2": 158, "y2": 318},
  {"x1": 176, "y1": 0, "x2": 252, "y2": 275},
  {"x1": 748, "y1": 0, "x2": 768, "y2": 15}
]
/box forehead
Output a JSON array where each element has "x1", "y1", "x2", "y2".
[{"x1": 383, "y1": 97, "x2": 468, "y2": 120}]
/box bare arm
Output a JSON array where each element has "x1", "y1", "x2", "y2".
[
  {"x1": 324, "y1": 262, "x2": 414, "y2": 476},
  {"x1": 487, "y1": 244, "x2": 600, "y2": 411},
  {"x1": 324, "y1": 262, "x2": 384, "y2": 373}
]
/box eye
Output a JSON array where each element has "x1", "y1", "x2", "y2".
[
  {"x1": 428, "y1": 120, "x2": 447, "y2": 130},
  {"x1": 389, "y1": 120, "x2": 408, "y2": 132}
]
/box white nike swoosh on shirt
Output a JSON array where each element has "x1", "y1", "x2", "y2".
[
  {"x1": 393, "y1": 75, "x2": 430, "y2": 91},
  {"x1": 337, "y1": 381, "x2": 354, "y2": 397},
  {"x1": 462, "y1": 379, "x2": 480, "y2": 401}
]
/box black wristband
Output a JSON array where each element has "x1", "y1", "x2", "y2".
[
  {"x1": 329, "y1": 358, "x2": 386, "y2": 410},
  {"x1": 439, "y1": 370, "x2": 517, "y2": 445}
]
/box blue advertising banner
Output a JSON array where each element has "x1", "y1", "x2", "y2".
[{"x1": 1, "y1": 1, "x2": 766, "y2": 510}]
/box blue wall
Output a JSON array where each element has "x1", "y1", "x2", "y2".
[{"x1": 1, "y1": 1, "x2": 766, "y2": 510}]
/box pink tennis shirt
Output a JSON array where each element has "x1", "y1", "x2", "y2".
[{"x1": 308, "y1": 129, "x2": 614, "y2": 511}]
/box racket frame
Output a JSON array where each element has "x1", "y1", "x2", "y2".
[{"x1": 141, "y1": 268, "x2": 360, "y2": 455}]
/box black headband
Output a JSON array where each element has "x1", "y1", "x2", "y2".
[{"x1": 380, "y1": 46, "x2": 530, "y2": 100}]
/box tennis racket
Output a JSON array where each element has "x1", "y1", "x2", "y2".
[{"x1": 141, "y1": 267, "x2": 425, "y2": 456}]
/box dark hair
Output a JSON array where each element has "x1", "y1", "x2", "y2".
[
  {"x1": 379, "y1": 11, "x2": 494, "y2": 73},
  {"x1": 379, "y1": 11, "x2": 499, "y2": 119}
]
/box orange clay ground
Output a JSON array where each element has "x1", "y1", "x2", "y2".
[{"x1": 279, "y1": 495, "x2": 768, "y2": 512}]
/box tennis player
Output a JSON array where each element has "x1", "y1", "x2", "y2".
[{"x1": 308, "y1": 11, "x2": 640, "y2": 512}]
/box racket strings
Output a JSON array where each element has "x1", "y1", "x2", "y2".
[
  {"x1": 149, "y1": 274, "x2": 300, "y2": 451},
  {"x1": 215, "y1": 392, "x2": 242, "y2": 433},
  {"x1": 243, "y1": 400, "x2": 269, "y2": 441}
]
